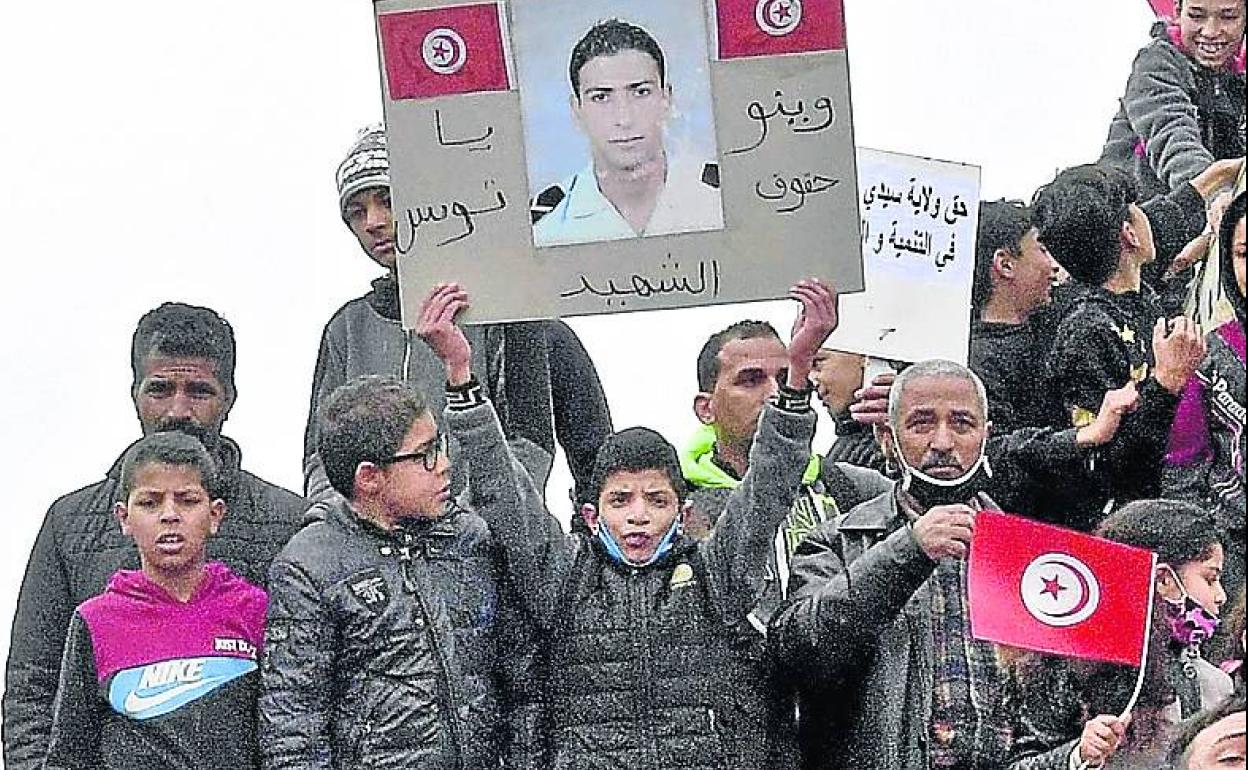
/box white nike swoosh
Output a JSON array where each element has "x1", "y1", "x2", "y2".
[{"x1": 123, "y1": 676, "x2": 225, "y2": 715}]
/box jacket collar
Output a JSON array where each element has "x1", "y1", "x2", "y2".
[
  {"x1": 680, "y1": 423, "x2": 822, "y2": 490},
  {"x1": 325, "y1": 496, "x2": 462, "y2": 543}
]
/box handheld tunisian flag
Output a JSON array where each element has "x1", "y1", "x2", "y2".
[
  {"x1": 378, "y1": 3, "x2": 512, "y2": 101},
  {"x1": 714, "y1": 0, "x2": 847, "y2": 60},
  {"x1": 1147, "y1": 0, "x2": 1177, "y2": 20},
  {"x1": 968, "y1": 511, "x2": 1156, "y2": 667}
]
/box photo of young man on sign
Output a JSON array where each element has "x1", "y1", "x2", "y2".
[{"x1": 517, "y1": 3, "x2": 724, "y2": 248}]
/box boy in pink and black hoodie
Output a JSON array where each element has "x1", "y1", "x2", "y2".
[
  {"x1": 42, "y1": 432, "x2": 266, "y2": 770},
  {"x1": 1101, "y1": 0, "x2": 1245, "y2": 202},
  {"x1": 1166, "y1": 191, "x2": 1247, "y2": 608}
]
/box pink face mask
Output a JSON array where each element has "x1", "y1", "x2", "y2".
[{"x1": 1161, "y1": 565, "x2": 1221, "y2": 647}]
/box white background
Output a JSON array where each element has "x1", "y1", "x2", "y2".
[{"x1": 0, "y1": 0, "x2": 1157, "y2": 707}]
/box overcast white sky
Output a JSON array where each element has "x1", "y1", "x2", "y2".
[{"x1": 0, "y1": 0, "x2": 1157, "y2": 688}]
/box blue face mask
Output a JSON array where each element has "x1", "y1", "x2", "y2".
[{"x1": 595, "y1": 515, "x2": 683, "y2": 569}]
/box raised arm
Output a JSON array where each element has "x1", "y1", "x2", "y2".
[
  {"x1": 418, "y1": 283, "x2": 577, "y2": 630},
  {"x1": 701, "y1": 279, "x2": 837, "y2": 619}
]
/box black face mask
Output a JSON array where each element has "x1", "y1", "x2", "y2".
[{"x1": 898, "y1": 443, "x2": 992, "y2": 508}]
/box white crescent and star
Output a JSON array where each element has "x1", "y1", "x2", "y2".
[
  {"x1": 1019, "y1": 552, "x2": 1101, "y2": 628},
  {"x1": 422, "y1": 27, "x2": 467, "y2": 75},
  {"x1": 755, "y1": 0, "x2": 803, "y2": 37}
]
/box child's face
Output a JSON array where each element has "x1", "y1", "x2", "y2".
[
  {"x1": 116, "y1": 462, "x2": 224, "y2": 577},
  {"x1": 1179, "y1": 0, "x2": 1246, "y2": 69},
  {"x1": 582, "y1": 469, "x2": 685, "y2": 564}
]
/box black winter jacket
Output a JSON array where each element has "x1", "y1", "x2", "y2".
[
  {"x1": 2, "y1": 438, "x2": 304, "y2": 770},
  {"x1": 259, "y1": 500, "x2": 536, "y2": 770},
  {"x1": 1046, "y1": 285, "x2": 1181, "y2": 528},
  {"x1": 451, "y1": 397, "x2": 816, "y2": 770}
]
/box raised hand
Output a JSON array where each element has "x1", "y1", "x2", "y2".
[
  {"x1": 1152, "y1": 316, "x2": 1206, "y2": 395},
  {"x1": 416, "y1": 283, "x2": 472, "y2": 386},
  {"x1": 787, "y1": 279, "x2": 839, "y2": 390}
]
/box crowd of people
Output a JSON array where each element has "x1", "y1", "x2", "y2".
[{"x1": 2, "y1": 1, "x2": 1245, "y2": 769}]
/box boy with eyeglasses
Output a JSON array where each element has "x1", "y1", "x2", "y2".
[{"x1": 259, "y1": 374, "x2": 537, "y2": 769}]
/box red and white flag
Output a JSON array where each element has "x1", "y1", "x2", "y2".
[
  {"x1": 968, "y1": 511, "x2": 1156, "y2": 667},
  {"x1": 714, "y1": 0, "x2": 847, "y2": 60},
  {"x1": 1147, "y1": 0, "x2": 1177, "y2": 20},
  {"x1": 378, "y1": 3, "x2": 511, "y2": 101}
]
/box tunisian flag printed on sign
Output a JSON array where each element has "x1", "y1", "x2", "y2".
[
  {"x1": 968, "y1": 511, "x2": 1156, "y2": 667},
  {"x1": 379, "y1": 3, "x2": 511, "y2": 101},
  {"x1": 715, "y1": 0, "x2": 847, "y2": 60}
]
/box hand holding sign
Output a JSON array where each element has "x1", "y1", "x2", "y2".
[
  {"x1": 786, "y1": 278, "x2": 839, "y2": 389},
  {"x1": 417, "y1": 283, "x2": 473, "y2": 387}
]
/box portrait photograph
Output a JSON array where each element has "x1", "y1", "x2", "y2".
[{"x1": 511, "y1": 0, "x2": 725, "y2": 248}]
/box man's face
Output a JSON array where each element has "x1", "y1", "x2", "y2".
[
  {"x1": 811, "y1": 349, "x2": 865, "y2": 417},
  {"x1": 698, "y1": 335, "x2": 788, "y2": 452},
  {"x1": 572, "y1": 49, "x2": 671, "y2": 175},
  {"x1": 888, "y1": 375, "x2": 987, "y2": 480},
  {"x1": 1009, "y1": 227, "x2": 1060, "y2": 314},
  {"x1": 584, "y1": 468, "x2": 683, "y2": 564},
  {"x1": 343, "y1": 187, "x2": 397, "y2": 271},
  {"x1": 134, "y1": 356, "x2": 231, "y2": 446},
  {"x1": 1182, "y1": 709, "x2": 1245, "y2": 770},
  {"x1": 377, "y1": 414, "x2": 451, "y2": 520},
  {"x1": 116, "y1": 462, "x2": 224, "y2": 577},
  {"x1": 1179, "y1": 0, "x2": 1246, "y2": 70},
  {"x1": 1232, "y1": 215, "x2": 1245, "y2": 298}
]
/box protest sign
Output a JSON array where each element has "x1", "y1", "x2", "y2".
[
  {"x1": 968, "y1": 511, "x2": 1156, "y2": 667},
  {"x1": 373, "y1": 0, "x2": 863, "y2": 324},
  {"x1": 824, "y1": 148, "x2": 981, "y2": 364}
]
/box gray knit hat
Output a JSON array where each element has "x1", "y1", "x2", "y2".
[{"x1": 335, "y1": 124, "x2": 390, "y2": 217}]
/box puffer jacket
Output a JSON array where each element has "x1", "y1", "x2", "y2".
[
  {"x1": 1101, "y1": 22, "x2": 1246, "y2": 201},
  {"x1": 259, "y1": 500, "x2": 535, "y2": 770},
  {"x1": 681, "y1": 423, "x2": 891, "y2": 626},
  {"x1": 451, "y1": 396, "x2": 816, "y2": 770},
  {"x1": 2, "y1": 437, "x2": 304, "y2": 770}
]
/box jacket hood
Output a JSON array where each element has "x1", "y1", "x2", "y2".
[
  {"x1": 680, "y1": 423, "x2": 820, "y2": 490},
  {"x1": 1220, "y1": 190, "x2": 1247, "y2": 327},
  {"x1": 105, "y1": 561, "x2": 241, "y2": 605}
]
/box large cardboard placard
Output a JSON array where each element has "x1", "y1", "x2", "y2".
[
  {"x1": 373, "y1": 0, "x2": 863, "y2": 323},
  {"x1": 825, "y1": 148, "x2": 981, "y2": 364}
]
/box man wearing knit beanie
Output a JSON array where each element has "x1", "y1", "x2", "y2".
[{"x1": 304, "y1": 124, "x2": 614, "y2": 507}]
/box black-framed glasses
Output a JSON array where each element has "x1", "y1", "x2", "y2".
[{"x1": 378, "y1": 432, "x2": 448, "y2": 472}]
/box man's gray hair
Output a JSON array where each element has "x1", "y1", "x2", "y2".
[{"x1": 887, "y1": 359, "x2": 989, "y2": 429}]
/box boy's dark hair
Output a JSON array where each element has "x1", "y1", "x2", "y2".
[
  {"x1": 1031, "y1": 164, "x2": 1139, "y2": 286},
  {"x1": 971, "y1": 200, "x2": 1033, "y2": 314},
  {"x1": 584, "y1": 427, "x2": 686, "y2": 507},
  {"x1": 318, "y1": 375, "x2": 429, "y2": 499},
  {"x1": 1165, "y1": 685, "x2": 1245, "y2": 769},
  {"x1": 696, "y1": 320, "x2": 781, "y2": 391},
  {"x1": 569, "y1": 19, "x2": 665, "y2": 98},
  {"x1": 130, "y1": 302, "x2": 237, "y2": 399},
  {"x1": 1096, "y1": 498, "x2": 1223, "y2": 568},
  {"x1": 119, "y1": 432, "x2": 221, "y2": 500}
]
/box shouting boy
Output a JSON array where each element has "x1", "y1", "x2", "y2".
[{"x1": 421, "y1": 279, "x2": 838, "y2": 769}]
